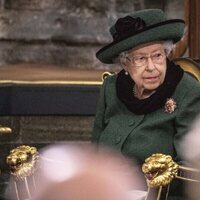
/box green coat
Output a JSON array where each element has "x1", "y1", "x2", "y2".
[{"x1": 92, "y1": 72, "x2": 200, "y2": 199}]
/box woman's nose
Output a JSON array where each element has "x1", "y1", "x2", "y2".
[{"x1": 146, "y1": 57, "x2": 156, "y2": 71}]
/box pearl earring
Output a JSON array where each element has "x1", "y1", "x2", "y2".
[{"x1": 125, "y1": 71, "x2": 128, "y2": 75}]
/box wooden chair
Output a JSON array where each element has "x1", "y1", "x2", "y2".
[{"x1": 174, "y1": 57, "x2": 200, "y2": 81}]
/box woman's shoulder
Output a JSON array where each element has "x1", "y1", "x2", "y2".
[
  {"x1": 102, "y1": 73, "x2": 117, "y2": 87},
  {"x1": 174, "y1": 72, "x2": 200, "y2": 101},
  {"x1": 100, "y1": 73, "x2": 118, "y2": 96},
  {"x1": 179, "y1": 72, "x2": 200, "y2": 90},
  {"x1": 104, "y1": 73, "x2": 117, "y2": 82}
]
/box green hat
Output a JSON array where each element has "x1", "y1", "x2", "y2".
[{"x1": 96, "y1": 9, "x2": 185, "y2": 64}]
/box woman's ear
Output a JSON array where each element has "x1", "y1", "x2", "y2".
[
  {"x1": 121, "y1": 63, "x2": 129, "y2": 75},
  {"x1": 121, "y1": 62, "x2": 129, "y2": 73},
  {"x1": 119, "y1": 54, "x2": 128, "y2": 71},
  {"x1": 120, "y1": 59, "x2": 128, "y2": 71}
]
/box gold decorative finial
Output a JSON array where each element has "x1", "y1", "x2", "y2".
[
  {"x1": 142, "y1": 153, "x2": 179, "y2": 187},
  {"x1": 6, "y1": 145, "x2": 39, "y2": 180},
  {"x1": 0, "y1": 125, "x2": 12, "y2": 134},
  {"x1": 101, "y1": 71, "x2": 115, "y2": 81}
]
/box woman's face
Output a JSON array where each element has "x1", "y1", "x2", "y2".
[{"x1": 124, "y1": 42, "x2": 167, "y2": 92}]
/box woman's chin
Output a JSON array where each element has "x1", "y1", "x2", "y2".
[{"x1": 143, "y1": 83, "x2": 160, "y2": 91}]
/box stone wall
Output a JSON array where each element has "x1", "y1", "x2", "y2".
[{"x1": 0, "y1": 0, "x2": 184, "y2": 69}]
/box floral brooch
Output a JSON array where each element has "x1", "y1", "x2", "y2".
[{"x1": 164, "y1": 98, "x2": 177, "y2": 113}]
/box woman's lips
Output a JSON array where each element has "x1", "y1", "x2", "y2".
[
  {"x1": 144, "y1": 76, "x2": 159, "y2": 80},
  {"x1": 145, "y1": 76, "x2": 158, "y2": 79}
]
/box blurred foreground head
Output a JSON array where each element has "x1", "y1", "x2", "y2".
[
  {"x1": 180, "y1": 116, "x2": 200, "y2": 200},
  {"x1": 180, "y1": 115, "x2": 200, "y2": 166},
  {"x1": 7, "y1": 144, "x2": 144, "y2": 200}
]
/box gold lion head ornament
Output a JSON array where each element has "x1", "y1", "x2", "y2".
[
  {"x1": 142, "y1": 153, "x2": 179, "y2": 187},
  {"x1": 7, "y1": 145, "x2": 39, "y2": 180}
]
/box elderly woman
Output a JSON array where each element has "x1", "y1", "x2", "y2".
[{"x1": 92, "y1": 9, "x2": 200, "y2": 199}]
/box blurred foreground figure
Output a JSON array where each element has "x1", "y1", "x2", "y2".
[
  {"x1": 7, "y1": 144, "x2": 145, "y2": 200},
  {"x1": 179, "y1": 116, "x2": 200, "y2": 200},
  {"x1": 180, "y1": 116, "x2": 200, "y2": 165}
]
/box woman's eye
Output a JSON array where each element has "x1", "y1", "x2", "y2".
[
  {"x1": 134, "y1": 56, "x2": 145, "y2": 62},
  {"x1": 154, "y1": 53, "x2": 162, "y2": 58}
]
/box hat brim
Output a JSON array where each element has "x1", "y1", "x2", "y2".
[{"x1": 96, "y1": 19, "x2": 185, "y2": 64}]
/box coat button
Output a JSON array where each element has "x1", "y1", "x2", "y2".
[{"x1": 115, "y1": 136, "x2": 121, "y2": 144}]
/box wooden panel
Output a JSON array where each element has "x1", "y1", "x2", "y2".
[
  {"x1": 169, "y1": 0, "x2": 188, "y2": 59},
  {"x1": 188, "y1": 0, "x2": 200, "y2": 58},
  {"x1": 0, "y1": 84, "x2": 101, "y2": 115}
]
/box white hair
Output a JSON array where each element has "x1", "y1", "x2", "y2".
[
  {"x1": 162, "y1": 40, "x2": 174, "y2": 56},
  {"x1": 113, "y1": 40, "x2": 174, "y2": 65}
]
